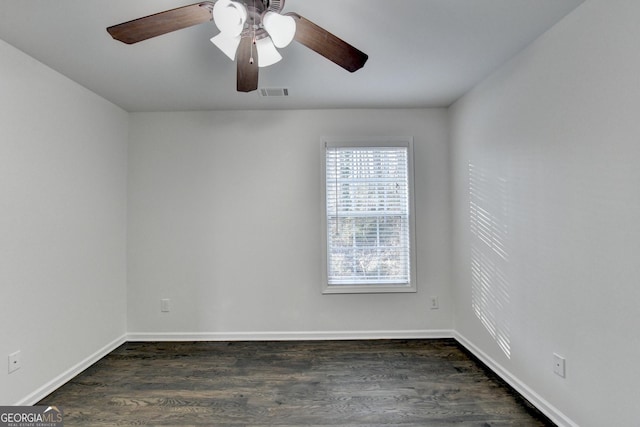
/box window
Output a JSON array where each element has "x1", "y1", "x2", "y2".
[{"x1": 322, "y1": 137, "x2": 416, "y2": 294}]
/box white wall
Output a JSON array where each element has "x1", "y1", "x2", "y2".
[
  {"x1": 450, "y1": 1, "x2": 640, "y2": 426},
  {"x1": 127, "y1": 109, "x2": 451, "y2": 337},
  {"x1": 0, "y1": 40, "x2": 129, "y2": 405}
]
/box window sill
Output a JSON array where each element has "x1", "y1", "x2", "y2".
[{"x1": 322, "y1": 284, "x2": 417, "y2": 295}]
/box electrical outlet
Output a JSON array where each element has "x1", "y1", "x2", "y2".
[
  {"x1": 553, "y1": 353, "x2": 565, "y2": 378},
  {"x1": 161, "y1": 298, "x2": 170, "y2": 312},
  {"x1": 8, "y1": 351, "x2": 21, "y2": 374},
  {"x1": 430, "y1": 296, "x2": 439, "y2": 309}
]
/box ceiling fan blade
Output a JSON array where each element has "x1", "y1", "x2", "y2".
[
  {"x1": 237, "y1": 36, "x2": 259, "y2": 92},
  {"x1": 107, "y1": 2, "x2": 214, "y2": 45},
  {"x1": 285, "y1": 13, "x2": 368, "y2": 73}
]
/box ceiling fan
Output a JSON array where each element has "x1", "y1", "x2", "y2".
[{"x1": 107, "y1": 0, "x2": 368, "y2": 93}]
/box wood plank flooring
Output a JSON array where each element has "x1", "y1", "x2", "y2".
[{"x1": 37, "y1": 339, "x2": 554, "y2": 426}]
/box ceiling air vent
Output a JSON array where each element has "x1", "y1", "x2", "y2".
[{"x1": 259, "y1": 88, "x2": 289, "y2": 97}]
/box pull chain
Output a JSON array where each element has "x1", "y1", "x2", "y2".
[{"x1": 249, "y1": 0, "x2": 256, "y2": 64}]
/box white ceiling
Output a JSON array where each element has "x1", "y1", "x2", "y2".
[{"x1": 0, "y1": 0, "x2": 584, "y2": 112}]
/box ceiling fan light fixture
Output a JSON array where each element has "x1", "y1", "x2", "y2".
[
  {"x1": 263, "y1": 11, "x2": 296, "y2": 48},
  {"x1": 210, "y1": 33, "x2": 241, "y2": 60},
  {"x1": 255, "y1": 36, "x2": 282, "y2": 67},
  {"x1": 213, "y1": 0, "x2": 247, "y2": 38},
  {"x1": 107, "y1": 2, "x2": 369, "y2": 93}
]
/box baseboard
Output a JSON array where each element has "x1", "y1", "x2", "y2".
[
  {"x1": 453, "y1": 331, "x2": 578, "y2": 427},
  {"x1": 127, "y1": 329, "x2": 454, "y2": 342},
  {"x1": 15, "y1": 334, "x2": 127, "y2": 406}
]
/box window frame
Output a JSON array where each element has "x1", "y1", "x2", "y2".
[{"x1": 321, "y1": 137, "x2": 417, "y2": 294}]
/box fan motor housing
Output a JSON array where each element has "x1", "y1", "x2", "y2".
[
  {"x1": 242, "y1": 0, "x2": 284, "y2": 40},
  {"x1": 266, "y1": 0, "x2": 285, "y2": 13},
  {"x1": 241, "y1": 0, "x2": 285, "y2": 14}
]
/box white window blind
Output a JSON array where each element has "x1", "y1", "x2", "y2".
[{"x1": 324, "y1": 141, "x2": 414, "y2": 290}]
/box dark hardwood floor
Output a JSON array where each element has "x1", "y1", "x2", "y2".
[{"x1": 38, "y1": 339, "x2": 554, "y2": 426}]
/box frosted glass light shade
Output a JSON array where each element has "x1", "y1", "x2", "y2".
[
  {"x1": 210, "y1": 33, "x2": 241, "y2": 60},
  {"x1": 213, "y1": 0, "x2": 247, "y2": 37},
  {"x1": 263, "y1": 12, "x2": 296, "y2": 48},
  {"x1": 256, "y1": 37, "x2": 282, "y2": 67}
]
